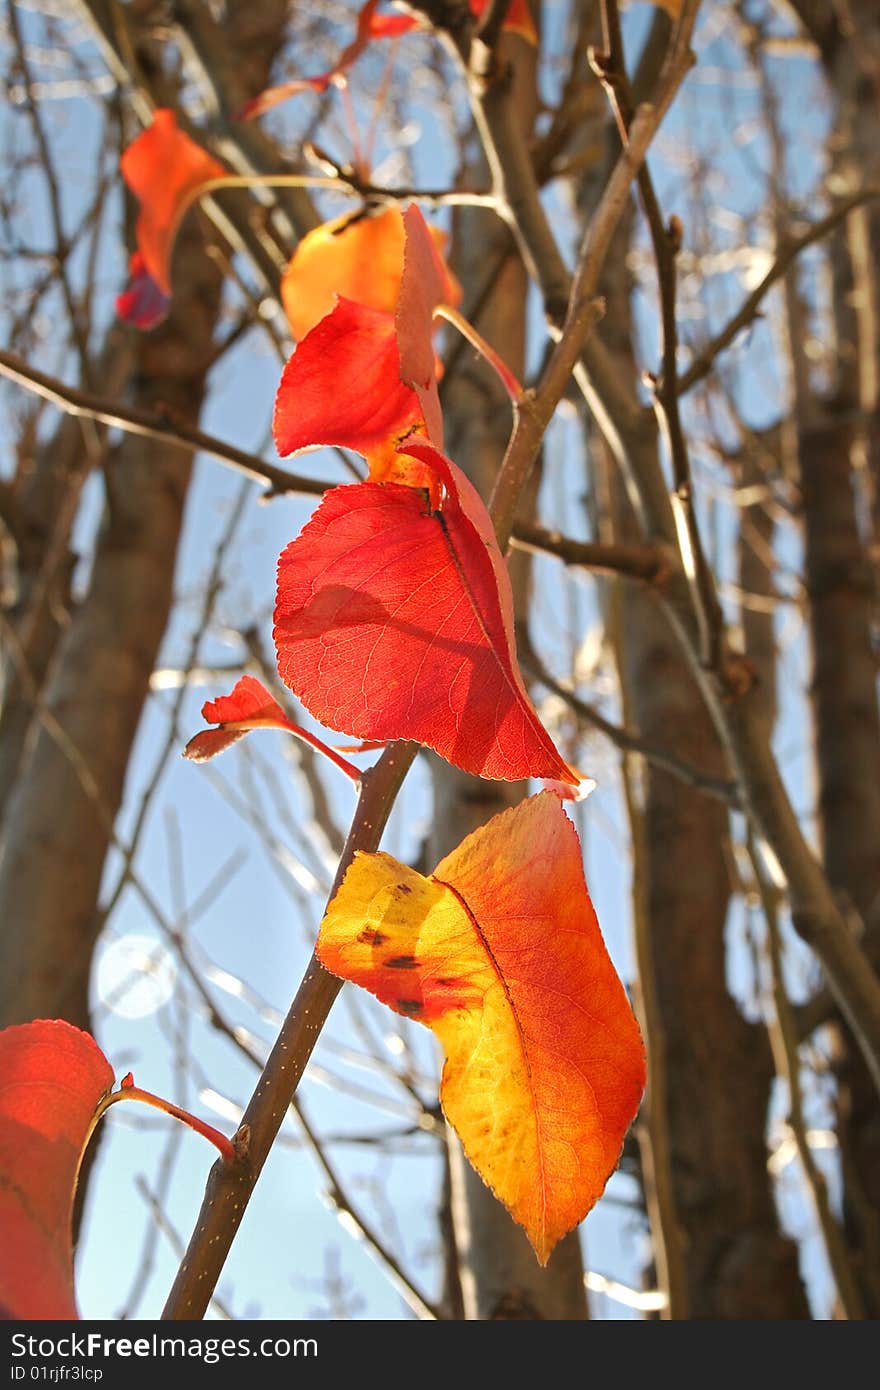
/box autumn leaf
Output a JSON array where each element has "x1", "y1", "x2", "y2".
[
  {"x1": 281, "y1": 204, "x2": 460, "y2": 344},
  {"x1": 275, "y1": 206, "x2": 459, "y2": 485},
  {"x1": 316, "y1": 792, "x2": 645, "y2": 1262},
  {"x1": 184, "y1": 674, "x2": 361, "y2": 780},
  {"x1": 273, "y1": 297, "x2": 430, "y2": 478},
  {"x1": 273, "y1": 441, "x2": 578, "y2": 784},
  {"x1": 115, "y1": 251, "x2": 171, "y2": 330},
  {"x1": 0, "y1": 1020, "x2": 113, "y2": 1319},
  {"x1": 117, "y1": 109, "x2": 224, "y2": 324}
]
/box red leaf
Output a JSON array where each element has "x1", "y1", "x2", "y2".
[
  {"x1": 0, "y1": 1021, "x2": 113, "y2": 1319},
  {"x1": 241, "y1": 2, "x2": 420, "y2": 120},
  {"x1": 184, "y1": 675, "x2": 297, "y2": 763},
  {"x1": 396, "y1": 205, "x2": 457, "y2": 445},
  {"x1": 273, "y1": 442, "x2": 578, "y2": 783},
  {"x1": 272, "y1": 298, "x2": 430, "y2": 478},
  {"x1": 120, "y1": 109, "x2": 224, "y2": 298}
]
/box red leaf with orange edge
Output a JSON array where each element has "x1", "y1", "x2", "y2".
[
  {"x1": 273, "y1": 442, "x2": 577, "y2": 784},
  {"x1": 0, "y1": 1021, "x2": 113, "y2": 1319},
  {"x1": 273, "y1": 298, "x2": 430, "y2": 480},
  {"x1": 119, "y1": 109, "x2": 224, "y2": 314},
  {"x1": 317, "y1": 792, "x2": 645, "y2": 1262}
]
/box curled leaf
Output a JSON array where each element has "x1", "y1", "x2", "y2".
[
  {"x1": 274, "y1": 442, "x2": 578, "y2": 784},
  {"x1": 317, "y1": 792, "x2": 646, "y2": 1262},
  {"x1": 184, "y1": 675, "x2": 360, "y2": 780},
  {"x1": 0, "y1": 1020, "x2": 114, "y2": 1319},
  {"x1": 275, "y1": 206, "x2": 459, "y2": 484},
  {"x1": 118, "y1": 109, "x2": 224, "y2": 323}
]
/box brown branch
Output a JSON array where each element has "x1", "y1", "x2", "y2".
[
  {"x1": 748, "y1": 834, "x2": 866, "y2": 1319},
  {"x1": 0, "y1": 349, "x2": 327, "y2": 499},
  {"x1": 510, "y1": 523, "x2": 668, "y2": 582}
]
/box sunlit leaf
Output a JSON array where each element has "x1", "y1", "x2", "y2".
[
  {"x1": 281, "y1": 204, "x2": 459, "y2": 343},
  {"x1": 118, "y1": 109, "x2": 224, "y2": 317},
  {"x1": 183, "y1": 674, "x2": 298, "y2": 762},
  {"x1": 274, "y1": 441, "x2": 578, "y2": 783},
  {"x1": 317, "y1": 792, "x2": 645, "y2": 1262},
  {"x1": 0, "y1": 1021, "x2": 113, "y2": 1320}
]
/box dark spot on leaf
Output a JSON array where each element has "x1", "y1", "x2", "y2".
[
  {"x1": 398, "y1": 999, "x2": 423, "y2": 1016},
  {"x1": 386, "y1": 955, "x2": 418, "y2": 970},
  {"x1": 397, "y1": 883, "x2": 413, "y2": 895},
  {"x1": 357, "y1": 927, "x2": 387, "y2": 946},
  {"x1": 437, "y1": 978, "x2": 458, "y2": 987}
]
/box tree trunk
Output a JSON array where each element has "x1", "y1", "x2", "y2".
[
  {"x1": 788, "y1": 0, "x2": 880, "y2": 1315},
  {"x1": 602, "y1": 215, "x2": 809, "y2": 1318},
  {"x1": 432, "y1": 22, "x2": 588, "y2": 1321},
  {"x1": 0, "y1": 0, "x2": 295, "y2": 1033}
]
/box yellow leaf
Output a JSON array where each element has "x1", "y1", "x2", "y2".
[{"x1": 317, "y1": 793, "x2": 645, "y2": 1262}]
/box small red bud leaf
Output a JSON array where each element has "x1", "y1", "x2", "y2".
[
  {"x1": 184, "y1": 675, "x2": 360, "y2": 780},
  {"x1": 0, "y1": 1020, "x2": 113, "y2": 1319},
  {"x1": 274, "y1": 442, "x2": 578, "y2": 784}
]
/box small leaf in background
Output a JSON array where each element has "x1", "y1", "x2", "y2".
[
  {"x1": 240, "y1": 2, "x2": 420, "y2": 121},
  {"x1": 184, "y1": 674, "x2": 297, "y2": 762},
  {"x1": 118, "y1": 109, "x2": 224, "y2": 322},
  {"x1": 470, "y1": 0, "x2": 538, "y2": 44},
  {"x1": 281, "y1": 204, "x2": 459, "y2": 344},
  {"x1": 274, "y1": 442, "x2": 578, "y2": 784},
  {"x1": 0, "y1": 1020, "x2": 113, "y2": 1319},
  {"x1": 317, "y1": 792, "x2": 646, "y2": 1262}
]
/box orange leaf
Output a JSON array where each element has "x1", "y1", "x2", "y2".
[
  {"x1": 0, "y1": 1021, "x2": 113, "y2": 1319},
  {"x1": 317, "y1": 793, "x2": 645, "y2": 1262},
  {"x1": 184, "y1": 675, "x2": 361, "y2": 780},
  {"x1": 273, "y1": 297, "x2": 430, "y2": 478},
  {"x1": 120, "y1": 110, "x2": 224, "y2": 299},
  {"x1": 281, "y1": 205, "x2": 459, "y2": 343}
]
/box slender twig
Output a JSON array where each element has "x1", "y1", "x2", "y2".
[
  {"x1": 677, "y1": 189, "x2": 880, "y2": 396},
  {"x1": 510, "y1": 521, "x2": 669, "y2": 582}
]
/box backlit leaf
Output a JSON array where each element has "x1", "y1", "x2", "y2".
[
  {"x1": 317, "y1": 792, "x2": 646, "y2": 1262},
  {"x1": 281, "y1": 204, "x2": 459, "y2": 343},
  {"x1": 119, "y1": 109, "x2": 224, "y2": 311},
  {"x1": 0, "y1": 1021, "x2": 113, "y2": 1319},
  {"x1": 184, "y1": 674, "x2": 297, "y2": 762},
  {"x1": 273, "y1": 442, "x2": 578, "y2": 784},
  {"x1": 273, "y1": 297, "x2": 429, "y2": 478}
]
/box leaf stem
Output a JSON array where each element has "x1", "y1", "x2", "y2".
[
  {"x1": 93, "y1": 1081, "x2": 237, "y2": 1167},
  {"x1": 434, "y1": 303, "x2": 522, "y2": 401}
]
